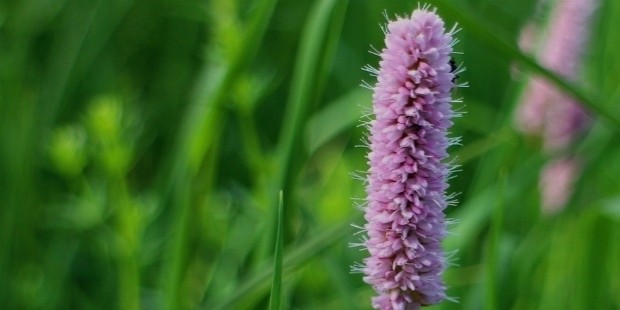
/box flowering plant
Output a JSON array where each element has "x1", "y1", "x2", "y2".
[{"x1": 357, "y1": 6, "x2": 462, "y2": 309}]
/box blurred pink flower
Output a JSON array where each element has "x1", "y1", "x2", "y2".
[
  {"x1": 517, "y1": 21, "x2": 537, "y2": 54},
  {"x1": 515, "y1": 0, "x2": 597, "y2": 152},
  {"x1": 539, "y1": 157, "x2": 581, "y2": 214},
  {"x1": 514, "y1": 0, "x2": 598, "y2": 213},
  {"x1": 361, "y1": 6, "x2": 458, "y2": 309}
]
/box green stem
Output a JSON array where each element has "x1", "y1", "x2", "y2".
[
  {"x1": 112, "y1": 178, "x2": 141, "y2": 310},
  {"x1": 268, "y1": 191, "x2": 284, "y2": 310}
]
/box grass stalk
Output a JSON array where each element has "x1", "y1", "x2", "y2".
[
  {"x1": 268, "y1": 191, "x2": 285, "y2": 310},
  {"x1": 211, "y1": 221, "x2": 353, "y2": 310},
  {"x1": 260, "y1": 0, "x2": 347, "y2": 267}
]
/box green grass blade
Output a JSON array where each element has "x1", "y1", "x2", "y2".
[
  {"x1": 305, "y1": 89, "x2": 371, "y2": 154},
  {"x1": 167, "y1": 0, "x2": 278, "y2": 184},
  {"x1": 259, "y1": 0, "x2": 346, "y2": 268},
  {"x1": 210, "y1": 222, "x2": 353, "y2": 310},
  {"x1": 444, "y1": 153, "x2": 541, "y2": 253},
  {"x1": 160, "y1": 0, "x2": 279, "y2": 308},
  {"x1": 274, "y1": 0, "x2": 344, "y2": 192},
  {"x1": 484, "y1": 170, "x2": 506, "y2": 309},
  {"x1": 268, "y1": 191, "x2": 285, "y2": 310}
]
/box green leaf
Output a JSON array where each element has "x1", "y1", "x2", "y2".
[{"x1": 305, "y1": 89, "x2": 371, "y2": 154}]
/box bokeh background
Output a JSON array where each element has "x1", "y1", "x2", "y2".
[{"x1": 1, "y1": 0, "x2": 619, "y2": 309}]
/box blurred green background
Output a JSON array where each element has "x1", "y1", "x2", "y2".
[{"x1": 1, "y1": 0, "x2": 619, "y2": 309}]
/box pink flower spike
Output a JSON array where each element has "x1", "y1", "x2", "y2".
[
  {"x1": 360, "y1": 6, "x2": 460, "y2": 309},
  {"x1": 539, "y1": 157, "x2": 581, "y2": 214},
  {"x1": 515, "y1": 0, "x2": 598, "y2": 152}
]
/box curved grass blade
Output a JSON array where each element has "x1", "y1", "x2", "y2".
[
  {"x1": 258, "y1": 0, "x2": 348, "y2": 269},
  {"x1": 209, "y1": 222, "x2": 353, "y2": 310},
  {"x1": 305, "y1": 89, "x2": 371, "y2": 154}
]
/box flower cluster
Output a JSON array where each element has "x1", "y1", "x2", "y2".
[
  {"x1": 514, "y1": 0, "x2": 598, "y2": 213},
  {"x1": 360, "y1": 6, "x2": 460, "y2": 309}
]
